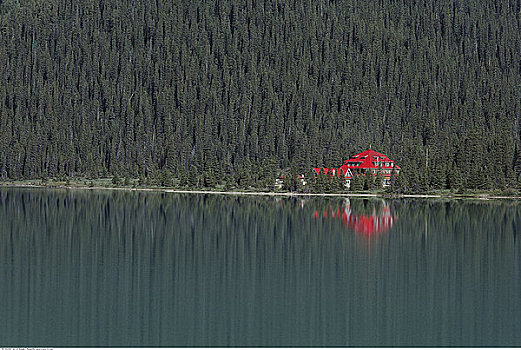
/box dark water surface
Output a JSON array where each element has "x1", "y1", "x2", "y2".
[{"x1": 1, "y1": 188, "x2": 521, "y2": 346}]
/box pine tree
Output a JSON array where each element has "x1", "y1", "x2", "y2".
[
  {"x1": 375, "y1": 171, "x2": 384, "y2": 190},
  {"x1": 350, "y1": 174, "x2": 363, "y2": 192}
]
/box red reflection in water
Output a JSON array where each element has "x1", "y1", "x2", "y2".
[{"x1": 314, "y1": 200, "x2": 396, "y2": 235}]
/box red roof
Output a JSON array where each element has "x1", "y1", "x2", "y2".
[
  {"x1": 313, "y1": 167, "x2": 345, "y2": 177},
  {"x1": 339, "y1": 149, "x2": 400, "y2": 174},
  {"x1": 313, "y1": 149, "x2": 400, "y2": 179}
]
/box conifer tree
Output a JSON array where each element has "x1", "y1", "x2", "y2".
[{"x1": 350, "y1": 175, "x2": 363, "y2": 192}]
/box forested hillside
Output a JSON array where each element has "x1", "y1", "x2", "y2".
[{"x1": 1, "y1": 0, "x2": 521, "y2": 191}]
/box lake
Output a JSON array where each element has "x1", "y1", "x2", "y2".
[{"x1": 1, "y1": 188, "x2": 520, "y2": 346}]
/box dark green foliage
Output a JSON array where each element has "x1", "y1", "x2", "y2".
[
  {"x1": 391, "y1": 173, "x2": 406, "y2": 194},
  {"x1": 362, "y1": 175, "x2": 371, "y2": 191},
  {"x1": 282, "y1": 174, "x2": 299, "y2": 193},
  {"x1": 158, "y1": 169, "x2": 173, "y2": 187},
  {"x1": 201, "y1": 170, "x2": 216, "y2": 189},
  {"x1": 308, "y1": 171, "x2": 344, "y2": 193},
  {"x1": 112, "y1": 175, "x2": 121, "y2": 186},
  {"x1": 323, "y1": 174, "x2": 344, "y2": 194},
  {"x1": 308, "y1": 174, "x2": 319, "y2": 193},
  {"x1": 0, "y1": 0, "x2": 520, "y2": 192},
  {"x1": 186, "y1": 166, "x2": 199, "y2": 189},
  {"x1": 332, "y1": 175, "x2": 346, "y2": 193},
  {"x1": 375, "y1": 171, "x2": 384, "y2": 190},
  {"x1": 138, "y1": 175, "x2": 148, "y2": 187},
  {"x1": 350, "y1": 175, "x2": 363, "y2": 192}
]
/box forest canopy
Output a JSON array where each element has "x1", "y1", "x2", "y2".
[{"x1": 1, "y1": 0, "x2": 521, "y2": 191}]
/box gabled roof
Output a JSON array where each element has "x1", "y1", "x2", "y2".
[{"x1": 340, "y1": 149, "x2": 400, "y2": 172}]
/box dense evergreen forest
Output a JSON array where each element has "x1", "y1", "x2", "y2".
[{"x1": 1, "y1": 0, "x2": 521, "y2": 192}]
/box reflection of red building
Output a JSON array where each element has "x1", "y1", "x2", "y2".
[
  {"x1": 342, "y1": 200, "x2": 395, "y2": 235},
  {"x1": 313, "y1": 200, "x2": 396, "y2": 235},
  {"x1": 313, "y1": 149, "x2": 400, "y2": 187}
]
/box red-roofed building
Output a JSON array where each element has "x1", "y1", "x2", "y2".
[{"x1": 314, "y1": 149, "x2": 400, "y2": 187}]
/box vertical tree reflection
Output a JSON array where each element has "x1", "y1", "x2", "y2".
[{"x1": 0, "y1": 189, "x2": 520, "y2": 346}]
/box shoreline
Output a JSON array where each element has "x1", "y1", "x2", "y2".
[{"x1": 1, "y1": 182, "x2": 521, "y2": 200}]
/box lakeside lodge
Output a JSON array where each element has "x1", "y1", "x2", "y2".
[
  {"x1": 313, "y1": 149, "x2": 400, "y2": 188},
  {"x1": 275, "y1": 149, "x2": 400, "y2": 189}
]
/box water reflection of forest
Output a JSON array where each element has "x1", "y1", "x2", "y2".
[
  {"x1": 313, "y1": 199, "x2": 397, "y2": 235},
  {"x1": 2, "y1": 189, "x2": 521, "y2": 346}
]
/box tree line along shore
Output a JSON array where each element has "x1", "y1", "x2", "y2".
[
  {"x1": 1, "y1": 0, "x2": 521, "y2": 193},
  {"x1": 2, "y1": 177, "x2": 521, "y2": 200}
]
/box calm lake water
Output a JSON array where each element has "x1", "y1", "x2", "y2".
[{"x1": 1, "y1": 188, "x2": 521, "y2": 346}]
